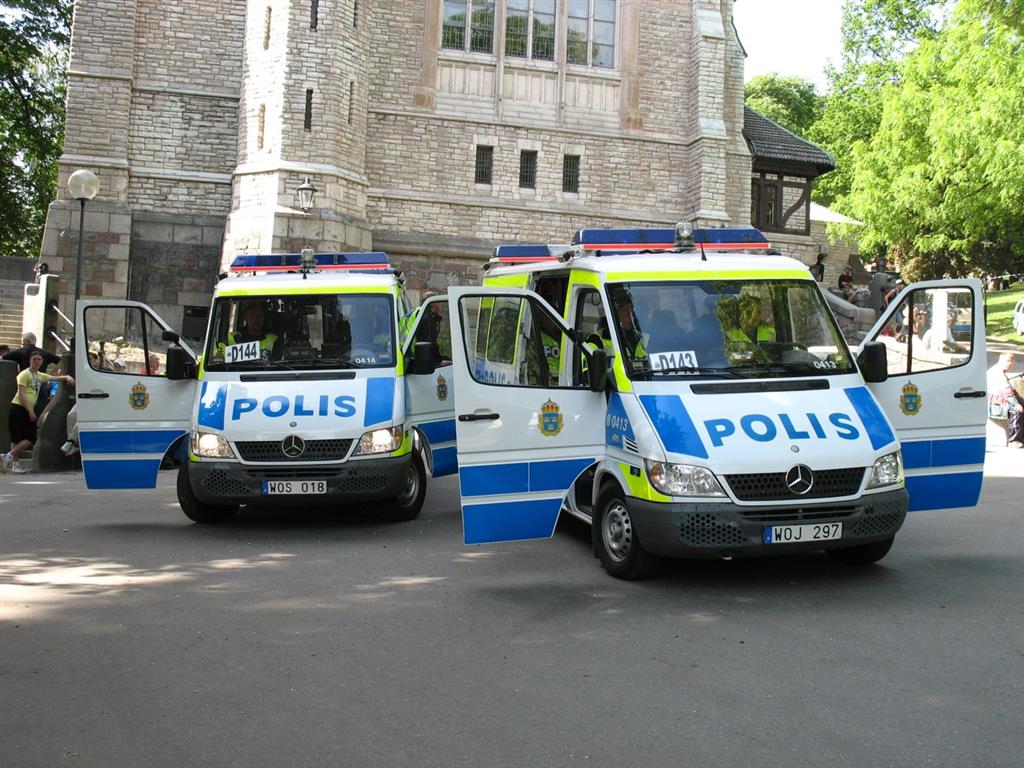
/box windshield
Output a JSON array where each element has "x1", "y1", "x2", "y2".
[
  {"x1": 204, "y1": 293, "x2": 395, "y2": 371},
  {"x1": 606, "y1": 279, "x2": 855, "y2": 379}
]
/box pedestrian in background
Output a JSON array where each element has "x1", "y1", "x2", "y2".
[
  {"x1": 2, "y1": 332, "x2": 60, "y2": 373},
  {"x1": 3, "y1": 352, "x2": 76, "y2": 473}
]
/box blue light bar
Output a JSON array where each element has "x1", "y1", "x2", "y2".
[
  {"x1": 572, "y1": 228, "x2": 676, "y2": 248},
  {"x1": 229, "y1": 252, "x2": 391, "y2": 272},
  {"x1": 693, "y1": 227, "x2": 769, "y2": 247}
]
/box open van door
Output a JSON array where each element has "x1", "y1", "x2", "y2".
[
  {"x1": 448, "y1": 287, "x2": 605, "y2": 544},
  {"x1": 75, "y1": 300, "x2": 197, "y2": 489},
  {"x1": 403, "y1": 295, "x2": 458, "y2": 477},
  {"x1": 861, "y1": 279, "x2": 987, "y2": 511}
]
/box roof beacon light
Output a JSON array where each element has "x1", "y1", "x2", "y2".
[
  {"x1": 675, "y1": 219, "x2": 694, "y2": 248},
  {"x1": 229, "y1": 251, "x2": 392, "y2": 274}
]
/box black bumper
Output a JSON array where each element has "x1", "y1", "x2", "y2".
[
  {"x1": 186, "y1": 455, "x2": 412, "y2": 507},
  {"x1": 628, "y1": 488, "x2": 909, "y2": 559}
]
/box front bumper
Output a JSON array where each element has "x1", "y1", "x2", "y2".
[
  {"x1": 187, "y1": 455, "x2": 412, "y2": 507},
  {"x1": 628, "y1": 488, "x2": 908, "y2": 559}
]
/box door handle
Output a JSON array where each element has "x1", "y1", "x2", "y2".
[
  {"x1": 78, "y1": 392, "x2": 110, "y2": 399},
  {"x1": 953, "y1": 390, "x2": 986, "y2": 399},
  {"x1": 458, "y1": 412, "x2": 500, "y2": 422}
]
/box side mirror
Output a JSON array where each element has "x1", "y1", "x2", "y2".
[
  {"x1": 857, "y1": 341, "x2": 888, "y2": 383},
  {"x1": 588, "y1": 347, "x2": 609, "y2": 392},
  {"x1": 161, "y1": 329, "x2": 180, "y2": 344},
  {"x1": 412, "y1": 341, "x2": 438, "y2": 375},
  {"x1": 165, "y1": 346, "x2": 197, "y2": 380}
]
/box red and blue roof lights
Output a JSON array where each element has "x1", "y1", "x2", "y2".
[{"x1": 229, "y1": 251, "x2": 392, "y2": 273}]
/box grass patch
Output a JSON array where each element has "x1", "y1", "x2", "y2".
[{"x1": 985, "y1": 285, "x2": 1024, "y2": 345}]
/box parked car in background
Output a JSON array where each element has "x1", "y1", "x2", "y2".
[{"x1": 1013, "y1": 298, "x2": 1024, "y2": 335}]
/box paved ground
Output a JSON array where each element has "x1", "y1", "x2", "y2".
[{"x1": 2, "y1": 425, "x2": 1022, "y2": 767}]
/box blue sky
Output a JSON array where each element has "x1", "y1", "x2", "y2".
[{"x1": 732, "y1": 0, "x2": 844, "y2": 91}]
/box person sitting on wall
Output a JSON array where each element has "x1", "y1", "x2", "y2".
[{"x1": 837, "y1": 266, "x2": 855, "y2": 300}]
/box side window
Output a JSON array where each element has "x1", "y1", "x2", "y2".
[
  {"x1": 876, "y1": 286, "x2": 974, "y2": 376},
  {"x1": 460, "y1": 294, "x2": 583, "y2": 388},
  {"x1": 83, "y1": 305, "x2": 170, "y2": 377},
  {"x1": 534, "y1": 274, "x2": 569, "y2": 318},
  {"x1": 572, "y1": 287, "x2": 605, "y2": 386},
  {"x1": 413, "y1": 298, "x2": 453, "y2": 365}
]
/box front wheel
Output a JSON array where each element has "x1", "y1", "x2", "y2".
[
  {"x1": 592, "y1": 485, "x2": 662, "y2": 580},
  {"x1": 826, "y1": 536, "x2": 895, "y2": 565},
  {"x1": 377, "y1": 453, "x2": 427, "y2": 522},
  {"x1": 177, "y1": 464, "x2": 239, "y2": 524}
]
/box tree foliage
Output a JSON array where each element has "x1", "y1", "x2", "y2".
[
  {"x1": 0, "y1": 0, "x2": 72, "y2": 260},
  {"x1": 744, "y1": 74, "x2": 822, "y2": 138},
  {"x1": 844, "y1": 0, "x2": 1024, "y2": 279}
]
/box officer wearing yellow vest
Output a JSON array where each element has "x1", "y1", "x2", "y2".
[
  {"x1": 718, "y1": 294, "x2": 775, "y2": 354},
  {"x1": 608, "y1": 287, "x2": 647, "y2": 362},
  {"x1": 220, "y1": 304, "x2": 278, "y2": 361}
]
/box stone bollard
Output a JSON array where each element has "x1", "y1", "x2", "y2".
[
  {"x1": 0, "y1": 359, "x2": 17, "y2": 452},
  {"x1": 32, "y1": 352, "x2": 77, "y2": 472}
]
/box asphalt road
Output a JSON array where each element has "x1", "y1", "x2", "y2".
[{"x1": 2, "y1": 440, "x2": 1022, "y2": 768}]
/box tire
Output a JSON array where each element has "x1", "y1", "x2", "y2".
[
  {"x1": 377, "y1": 452, "x2": 427, "y2": 522},
  {"x1": 592, "y1": 485, "x2": 662, "y2": 580},
  {"x1": 177, "y1": 463, "x2": 239, "y2": 524},
  {"x1": 826, "y1": 535, "x2": 894, "y2": 565}
]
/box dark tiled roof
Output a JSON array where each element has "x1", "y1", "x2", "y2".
[{"x1": 743, "y1": 107, "x2": 835, "y2": 175}]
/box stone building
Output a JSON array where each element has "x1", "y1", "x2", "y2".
[{"x1": 39, "y1": 0, "x2": 830, "y2": 340}]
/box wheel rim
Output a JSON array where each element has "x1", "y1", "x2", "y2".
[
  {"x1": 397, "y1": 462, "x2": 419, "y2": 507},
  {"x1": 602, "y1": 500, "x2": 633, "y2": 563}
]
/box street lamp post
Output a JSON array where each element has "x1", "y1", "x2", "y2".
[
  {"x1": 67, "y1": 169, "x2": 99, "y2": 304},
  {"x1": 294, "y1": 176, "x2": 318, "y2": 254}
]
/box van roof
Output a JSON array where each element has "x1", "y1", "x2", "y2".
[{"x1": 214, "y1": 269, "x2": 399, "y2": 297}]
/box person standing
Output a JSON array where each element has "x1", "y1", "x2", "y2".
[
  {"x1": 3, "y1": 351, "x2": 75, "y2": 473},
  {"x1": 2, "y1": 332, "x2": 60, "y2": 373}
]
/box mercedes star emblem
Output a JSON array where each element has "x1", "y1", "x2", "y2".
[
  {"x1": 785, "y1": 464, "x2": 814, "y2": 495},
  {"x1": 281, "y1": 435, "x2": 306, "y2": 459}
]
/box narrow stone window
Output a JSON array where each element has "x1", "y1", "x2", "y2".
[
  {"x1": 311, "y1": 0, "x2": 319, "y2": 30},
  {"x1": 348, "y1": 81, "x2": 355, "y2": 124},
  {"x1": 475, "y1": 145, "x2": 494, "y2": 185},
  {"x1": 353, "y1": 0, "x2": 359, "y2": 28},
  {"x1": 263, "y1": 6, "x2": 272, "y2": 49},
  {"x1": 304, "y1": 89, "x2": 314, "y2": 131},
  {"x1": 519, "y1": 150, "x2": 537, "y2": 189},
  {"x1": 562, "y1": 154, "x2": 580, "y2": 193},
  {"x1": 257, "y1": 104, "x2": 265, "y2": 150}
]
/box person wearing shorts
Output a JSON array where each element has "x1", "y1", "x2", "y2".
[{"x1": 3, "y1": 351, "x2": 75, "y2": 474}]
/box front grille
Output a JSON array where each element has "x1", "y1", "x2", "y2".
[
  {"x1": 849, "y1": 500, "x2": 905, "y2": 537},
  {"x1": 203, "y1": 469, "x2": 250, "y2": 497},
  {"x1": 242, "y1": 467, "x2": 347, "y2": 479},
  {"x1": 740, "y1": 505, "x2": 860, "y2": 524},
  {"x1": 679, "y1": 512, "x2": 746, "y2": 548},
  {"x1": 235, "y1": 439, "x2": 353, "y2": 463},
  {"x1": 337, "y1": 473, "x2": 389, "y2": 494},
  {"x1": 725, "y1": 467, "x2": 865, "y2": 502}
]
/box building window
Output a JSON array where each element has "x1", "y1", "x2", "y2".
[
  {"x1": 562, "y1": 154, "x2": 580, "y2": 193},
  {"x1": 304, "y1": 89, "x2": 313, "y2": 131},
  {"x1": 348, "y1": 81, "x2": 355, "y2": 124},
  {"x1": 567, "y1": 0, "x2": 616, "y2": 68},
  {"x1": 263, "y1": 6, "x2": 272, "y2": 49},
  {"x1": 751, "y1": 172, "x2": 812, "y2": 235},
  {"x1": 310, "y1": 0, "x2": 319, "y2": 30},
  {"x1": 506, "y1": 0, "x2": 555, "y2": 61},
  {"x1": 519, "y1": 150, "x2": 537, "y2": 189},
  {"x1": 257, "y1": 104, "x2": 265, "y2": 150},
  {"x1": 353, "y1": 0, "x2": 359, "y2": 27},
  {"x1": 443, "y1": 0, "x2": 495, "y2": 53},
  {"x1": 475, "y1": 145, "x2": 494, "y2": 185}
]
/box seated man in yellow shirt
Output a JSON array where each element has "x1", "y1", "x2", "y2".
[{"x1": 3, "y1": 351, "x2": 76, "y2": 473}]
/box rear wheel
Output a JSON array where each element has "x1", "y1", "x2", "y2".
[
  {"x1": 177, "y1": 463, "x2": 239, "y2": 524},
  {"x1": 377, "y1": 452, "x2": 426, "y2": 522},
  {"x1": 826, "y1": 536, "x2": 895, "y2": 565},
  {"x1": 592, "y1": 485, "x2": 662, "y2": 580}
]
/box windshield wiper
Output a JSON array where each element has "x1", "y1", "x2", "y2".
[
  {"x1": 647, "y1": 364, "x2": 738, "y2": 378},
  {"x1": 724, "y1": 362, "x2": 827, "y2": 377}
]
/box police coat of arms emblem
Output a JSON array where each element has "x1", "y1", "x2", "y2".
[
  {"x1": 436, "y1": 374, "x2": 448, "y2": 401},
  {"x1": 539, "y1": 399, "x2": 563, "y2": 437},
  {"x1": 899, "y1": 381, "x2": 922, "y2": 416},
  {"x1": 130, "y1": 382, "x2": 150, "y2": 411}
]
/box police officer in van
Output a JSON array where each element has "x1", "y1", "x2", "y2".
[{"x1": 222, "y1": 303, "x2": 278, "y2": 361}]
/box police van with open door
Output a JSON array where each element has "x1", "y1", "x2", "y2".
[
  {"x1": 73, "y1": 250, "x2": 457, "y2": 523},
  {"x1": 447, "y1": 224, "x2": 988, "y2": 579}
]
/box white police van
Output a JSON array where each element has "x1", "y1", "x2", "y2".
[
  {"x1": 73, "y1": 250, "x2": 457, "y2": 523},
  {"x1": 447, "y1": 224, "x2": 988, "y2": 578}
]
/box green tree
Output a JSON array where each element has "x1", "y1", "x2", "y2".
[
  {"x1": 0, "y1": 0, "x2": 71, "y2": 261},
  {"x1": 845, "y1": 0, "x2": 1024, "y2": 279},
  {"x1": 809, "y1": 0, "x2": 944, "y2": 206},
  {"x1": 744, "y1": 74, "x2": 822, "y2": 138}
]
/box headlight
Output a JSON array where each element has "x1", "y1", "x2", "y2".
[
  {"x1": 354, "y1": 426, "x2": 404, "y2": 455},
  {"x1": 191, "y1": 431, "x2": 235, "y2": 459},
  {"x1": 867, "y1": 450, "x2": 904, "y2": 489},
  {"x1": 646, "y1": 460, "x2": 725, "y2": 497}
]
